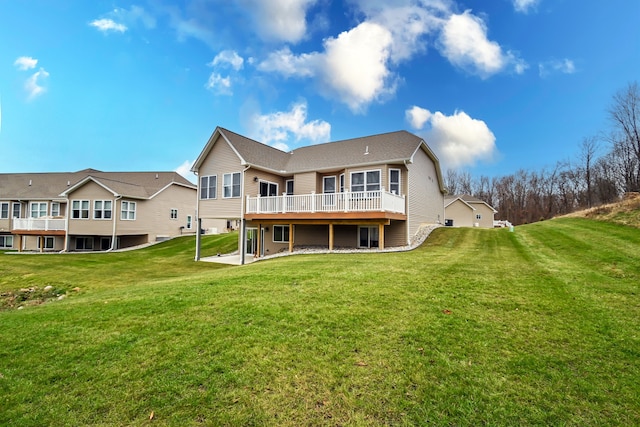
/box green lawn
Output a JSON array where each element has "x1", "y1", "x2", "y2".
[{"x1": 1, "y1": 219, "x2": 639, "y2": 426}]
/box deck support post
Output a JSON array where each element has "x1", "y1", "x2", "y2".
[
  {"x1": 329, "y1": 223, "x2": 334, "y2": 251},
  {"x1": 379, "y1": 223, "x2": 385, "y2": 250}
]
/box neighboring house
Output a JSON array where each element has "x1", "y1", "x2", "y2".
[
  {"x1": 0, "y1": 169, "x2": 196, "y2": 252},
  {"x1": 191, "y1": 127, "x2": 447, "y2": 263},
  {"x1": 444, "y1": 194, "x2": 497, "y2": 228}
]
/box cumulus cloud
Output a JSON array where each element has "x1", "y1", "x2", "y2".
[
  {"x1": 258, "y1": 47, "x2": 319, "y2": 78},
  {"x1": 439, "y1": 10, "x2": 526, "y2": 78},
  {"x1": 25, "y1": 68, "x2": 50, "y2": 100},
  {"x1": 406, "y1": 106, "x2": 497, "y2": 168},
  {"x1": 539, "y1": 58, "x2": 576, "y2": 77},
  {"x1": 249, "y1": 101, "x2": 331, "y2": 150},
  {"x1": 210, "y1": 50, "x2": 244, "y2": 71},
  {"x1": 205, "y1": 73, "x2": 232, "y2": 95},
  {"x1": 513, "y1": 0, "x2": 540, "y2": 13},
  {"x1": 89, "y1": 18, "x2": 127, "y2": 33},
  {"x1": 14, "y1": 56, "x2": 38, "y2": 70},
  {"x1": 240, "y1": 0, "x2": 318, "y2": 43},
  {"x1": 175, "y1": 160, "x2": 197, "y2": 183}
]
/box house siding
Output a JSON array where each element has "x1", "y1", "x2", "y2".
[
  {"x1": 197, "y1": 136, "x2": 245, "y2": 219},
  {"x1": 147, "y1": 185, "x2": 197, "y2": 239},
  {"x1": 407, "y1": 147, "x2": 444, "y2": 241},
  {"x1": 445, "y1": 200, "x2": 474, "y2": 227},
  {"x1": 471, "y1": 204, "x2": 495, "y2": 228},
  {"x1": 293, "y1": 172, "x2": 316, "y2": 195}
]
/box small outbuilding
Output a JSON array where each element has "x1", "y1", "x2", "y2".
[{"x1": 444, "y1": 194, "x2": 497, "y2": 228}]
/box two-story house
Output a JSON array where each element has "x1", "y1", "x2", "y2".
[
  {"x1": 191, "y1": 127, "x2": 446, "y2": 263},
  {"x1": 444, "y1": 194, "x2": 497, "y2": 228},
  {"x1": 0, "y1": 169, "x2": 196, "y2": 252}
]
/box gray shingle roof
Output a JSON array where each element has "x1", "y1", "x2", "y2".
[{"x1": 0, "y1": 170, "x2": 195, "y2": 200}]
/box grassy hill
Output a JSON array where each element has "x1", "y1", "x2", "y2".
[{"x1": 1, "y1": 219, "x2": 639, "y2": 426}]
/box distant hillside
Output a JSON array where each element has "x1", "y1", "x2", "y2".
[{"x1": 564, "y1": 192, "x2": 640, "y2": 228}]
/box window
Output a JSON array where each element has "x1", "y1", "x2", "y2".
[
  {"x1": 0, "y1": 203, "x2": 8, "y2": 219},
  {"x1": 51, "y1": 202, "x2": 60, "y2": 217},
  {"x1": 30, "y1": 202, "x2": 48, "y2": 218},
  {"x1": 339, "y1": 174, "x2": 345, "y2": 192},
  {"x1": 273, "y1": 225, "x2": 290, "y2": 243},
  {"x1": 286, "y1": 180, "x2": 294, "y2": 195},
  {"x1": 259, "y1": 181, "x2": 278, "y2": 197},
  {"x1": 121, "y1": 201, "x2": 136, "y2": 220},
  {"x1": 76, "y1": 237, "x2": 93, "y2": 250},
  {"x1": 186, "y1": 215, "x2": 192, "y2": 230},
  {"x1": 0, "y1": 235, "x2": 13, "y2": 249},
  {"x1": 351, "y1": 170, "x2": 381, "y2": 193},
  {"x1": 200, "y1": 175, "x2": 217, "y2": 199},
  {"x1": 71, "y1": 200, "x2": 90, "y2": 219},
  {"x1": 359, "y1": 226, "x2": 379, "y2": 248},
  {"x1": 323, "y1": 176, "x2": 336, "y2": 206},
  {"x1": 94, "y1": 200, "x2": 112, "y2": 219},
  {"x1": 476, "y1": 214, "x2": 482, "y2": 220},
  {"x1": 223, "y1": 172, "x2": 241, "y2": 198},
  {"x1": 12, "y1": 203, "x2": 21, "y2": 219},
  {"x1": 170, "y1": 208, "x2": 178, "y2": 219},
  {"x1": 389, "y1": 169, "x2": 401, "y2": 195},
  {"x1": 38, "y1": 236, "x2": 55, "y2": 250}
]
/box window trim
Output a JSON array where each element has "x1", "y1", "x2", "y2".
[
  {"x1": 200, "y1": 175, "x2": 217, "y2": 200},
  {"x1": 285, "y1": 179, "x2": 294, "y2": 195},
  {"x1": 0, "y1": 202, "x2": 8, "y2": 219},
  {"x1": 389, "y1": 168, "x2": 401, "y2": 195},
  {"x1": 170, "y1": 208, "x2": 178, "y2": 220},
  {"x1": 50, "y1": 202, "x2": 61, "y2": 217},
  {"x1": 93, "y1": 200, "x2": 113, "y2": 220},
  {"x1": 259, "y1": 180, "x2": 279, "y2": 197},
  {"x1": 186, "y1": 215, "x2": 193, "y2": 230},
  {"x1": 12, "y1": 203, "x2": 21, "y2": 219},
  {"x1": 0, "y1": 235, "x2": 13, "y2": 249},
  {"x1": 121, "y1": 200, "x2": 137, "y2": 221},
  {"x1": 272, "y1": 225, "x2": 290, "y2": 243},
  {"x1": 476, "y1": 214, "x2": 482, "y2": 220},
  {"x1": 30, "y1": 202, "x2": 48, "y2": 218},
  {"x1": 350, "y1": 169, "x2": 381, "y2": 193},
  {"x1": 37, "y1": 236, "x2": 55, "y2": 250},
  {"x1": 223, "y1": 172, "x2": 241, "y2": 198},
  {"x1": 358, "y1": 225, "x2": 380, "y2": 249}
]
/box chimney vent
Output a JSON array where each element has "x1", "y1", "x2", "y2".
[
  {"x1": 364, "y1": 145, "x2": 369, "y2": 155},
  {"x1": 28, "y1": 180, "x2": 32, "y2": 186}
]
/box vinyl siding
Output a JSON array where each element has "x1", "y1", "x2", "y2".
[
  {"x1": 197, "y1": 135, "x2": 245, "y2": 219},
  {"x1": 293, "y1": 172, "x2": 317, "y2": 194},
  {"x1": 445, "y1": 200, "x2": 475, "y2": 227},
  {"x1": 407, "y1": 146, "x2": 444, "y2": 239},
  {"x1": 67, "y1": 182, "x2": 116, "y2": 236}
]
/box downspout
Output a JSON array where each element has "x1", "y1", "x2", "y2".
[
  {"x1": 240, "y1": 165, "x2": 250, "y2": 265},
  {"x1": 108, "y1": 195, "x2": 122, "y2": 251},
  {"x1": 194, "y1": 171, "x2": 201, "y2": 261},
  {"x1": 404, "y1": 159, "x2": 411, "y2": 246},
  {"x1": 62, "y1": 198, "x2": 70, "y2": 253}
]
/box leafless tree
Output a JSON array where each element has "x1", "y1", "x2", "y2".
[{"x1": 608, "y1": 81, "x2": 640, "y2": 192}]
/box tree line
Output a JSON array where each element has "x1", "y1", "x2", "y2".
[{"x1": 445, "y1": 82, "x2": 640, "y2": 225}]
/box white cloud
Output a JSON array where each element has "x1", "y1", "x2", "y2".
[
  {"x1": 406, "y1": 106, "x2": 497, "y2": 168},
  {"x1": 175, "y1": 160, "x2": 197, "y2": 183},
  {"x1": 25, "y1": 68, "x2": 50, "y2": 100},
  {"x1": 406, "y1": 105, "x2": 432, "y2": 129},
  {"x1": 249, "y1": 101, "x2": 331, "y2": 150},
  {"x1": 14, "y1": 56, "x2": 38, "y2": 71},
  {"x1": 240, "y1": 0, "x2": 318, "y2": 43},
  {"x1": 205, "y1": 73, "x2": 232, "y2": 95},
  {"x1": 89, "y1": 18, "x2": 127, "y2": 33},
  {"x1": 513, "y1": 0, "x2": 540, "y2": 13},
  {"x1": 210, "y1": 50, "x2": 244, "y2": 71},
  {"x1": 539, "y1": 58, "x2": 576, "y2": 77},
  {"x1": 438, "y1": 10, "x2": 526, "y2": 78},
  {"x1": 258, "y1": 47, "x2": 319, "y2": 78}
]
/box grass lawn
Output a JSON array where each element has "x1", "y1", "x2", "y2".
[{"x1": 1, "y1": 219, "x2": 639, "y2": 426}]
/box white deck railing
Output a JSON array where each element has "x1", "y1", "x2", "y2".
[
  {"x1": 246, "y1": 190, "x2": 405, "y2": 215},
  {"x1": 12, "y1": 217, "x2": 66, "y2": 231}
]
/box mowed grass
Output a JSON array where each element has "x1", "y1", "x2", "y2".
[{"x1": 0, "y1": 219, "x2": 639, "y2": 426}]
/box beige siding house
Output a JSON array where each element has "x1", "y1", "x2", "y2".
[
  {"x1": 444, "y1": 194, "x2": 497, "y2": 228},
  {"x1": 191, "y1": 127, "x2": 446, "y2": 262},
  {"x1": 0, "y1": 169, "x2": 196, "y2": 252}
]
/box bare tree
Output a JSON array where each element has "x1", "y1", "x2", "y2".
[
  {"x1": 580, "y1": 136, "x2": 599, "y2": 208},
  {"x1": 608, "y1": 82, "x2": 640, "y2": 192}
]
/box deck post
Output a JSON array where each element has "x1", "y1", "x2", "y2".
[
  {"x1": 329, "y1": 223, "x2": 334, "y2": 251},
  {"x1": 289, "y1": 223, "x2": 294, "y2": 253},
  {"x1": 379, "y1": 223, "x2": 385, "y2": 250}
]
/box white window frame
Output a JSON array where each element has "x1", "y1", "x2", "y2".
[
  {"x1": 272, "y1": 225, "x2": 290, "y2": 243},
  {"x1": 12, "y1": 203, "x2": 21, "y2": 219},
  {"x1": 186, "y1": 215, "x2": 192, "y2": 230},
  {"x1": 0, "y1": 235, "x2": 13, "y2": 249},
  {"x1": 37, "y1": 236, "x2": 55, "y2": 250},
  {"x1": 93, "y1": 200, "x2": 112, "y2": 220},
  {"x1": 358, "y1": 226, "x2": 380, "y2": 249},
  {"x1": 200, "y1": 175, "x2": 217, "y2": 200},
  {"x1": 170, "y1": 208, "x2": 178, "y2": 220},
  {"x1": 339, "y1": 174, "x2": 345, "y2": 192},
  {"x1": 121, "y1": 201, "x2": 136, "y2": 220},
  {"x1": 350, "y1": 170, "x2": 381, "y2": 193},
  {"x1": 259, "y1": 180, "x2": 278, "y2": 197},
  {"x1": 223, "y1": 172, "x2": 241, "y2": 198},
  {"x1": 476, "y1": 214, "x2": 482, "y2": 220},
  {"x1": 71, "y1": 200, "x2": 90, "y2": 219},
  {"x1": 0, "y1": 202, "x2": 8, "y2": 219},
  {"x1": 389, "y1": 168, "x2": 401, "y2": 195},
  {"x1": 285, "y1": 179, "x2": 294, "y2": 195},
  {"x1": 51, "y1": 202, "x2": 61, "y2": 217},
  {"x1": 30, "y1": 202, "x2": 48, "y2": 218}
]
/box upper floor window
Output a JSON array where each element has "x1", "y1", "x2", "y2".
[
  {"x1": 51, "y1": 202, "x2": 61, "y2": 217},
  {"x1": 200, "y1": 175, "x2": 217, "y2": 200},
  {"x1": 71, "y1": 200, "x2": 89, "y2": 219},
  {"x1": 351, "y1": 170, "x2": 380, "y2": 193},
  {"x1": 170, "y1": 208, "x2": 178, "y2": 219},
  {"x1": 121, "y1": 201, "x2": 136, "y2": 220},
  {"x1": 339, "y1": 174, "x2": 345, "y2": 192},
  {"x1": 94, "y1": 200, "x2": 112, "y2": 219},
  {"x1": 389, "y1": 169, "x2": 401, "y2": 195},
  {"x1": 286, "y1": 179, "x2": 294, "y2": 195},
  {"x1": 31, "y1": 202, "x2": 48, "y2": 218},
  {"x1": 223, "y1": 172, "x2": 241, "y2": 198},
  {"x1": 0, "y1": 203, "x2": 8, "y2": 219},
  {"x1": 259, "y1": 181, "x2": 278, "y2": 197},
  {"x1": 12, "y1": 203, "x2": 21, "y2": 219}
]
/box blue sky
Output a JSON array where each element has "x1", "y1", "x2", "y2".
[{"x1": 1, "y1": 0, "x2": 638, "y2": 182}]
